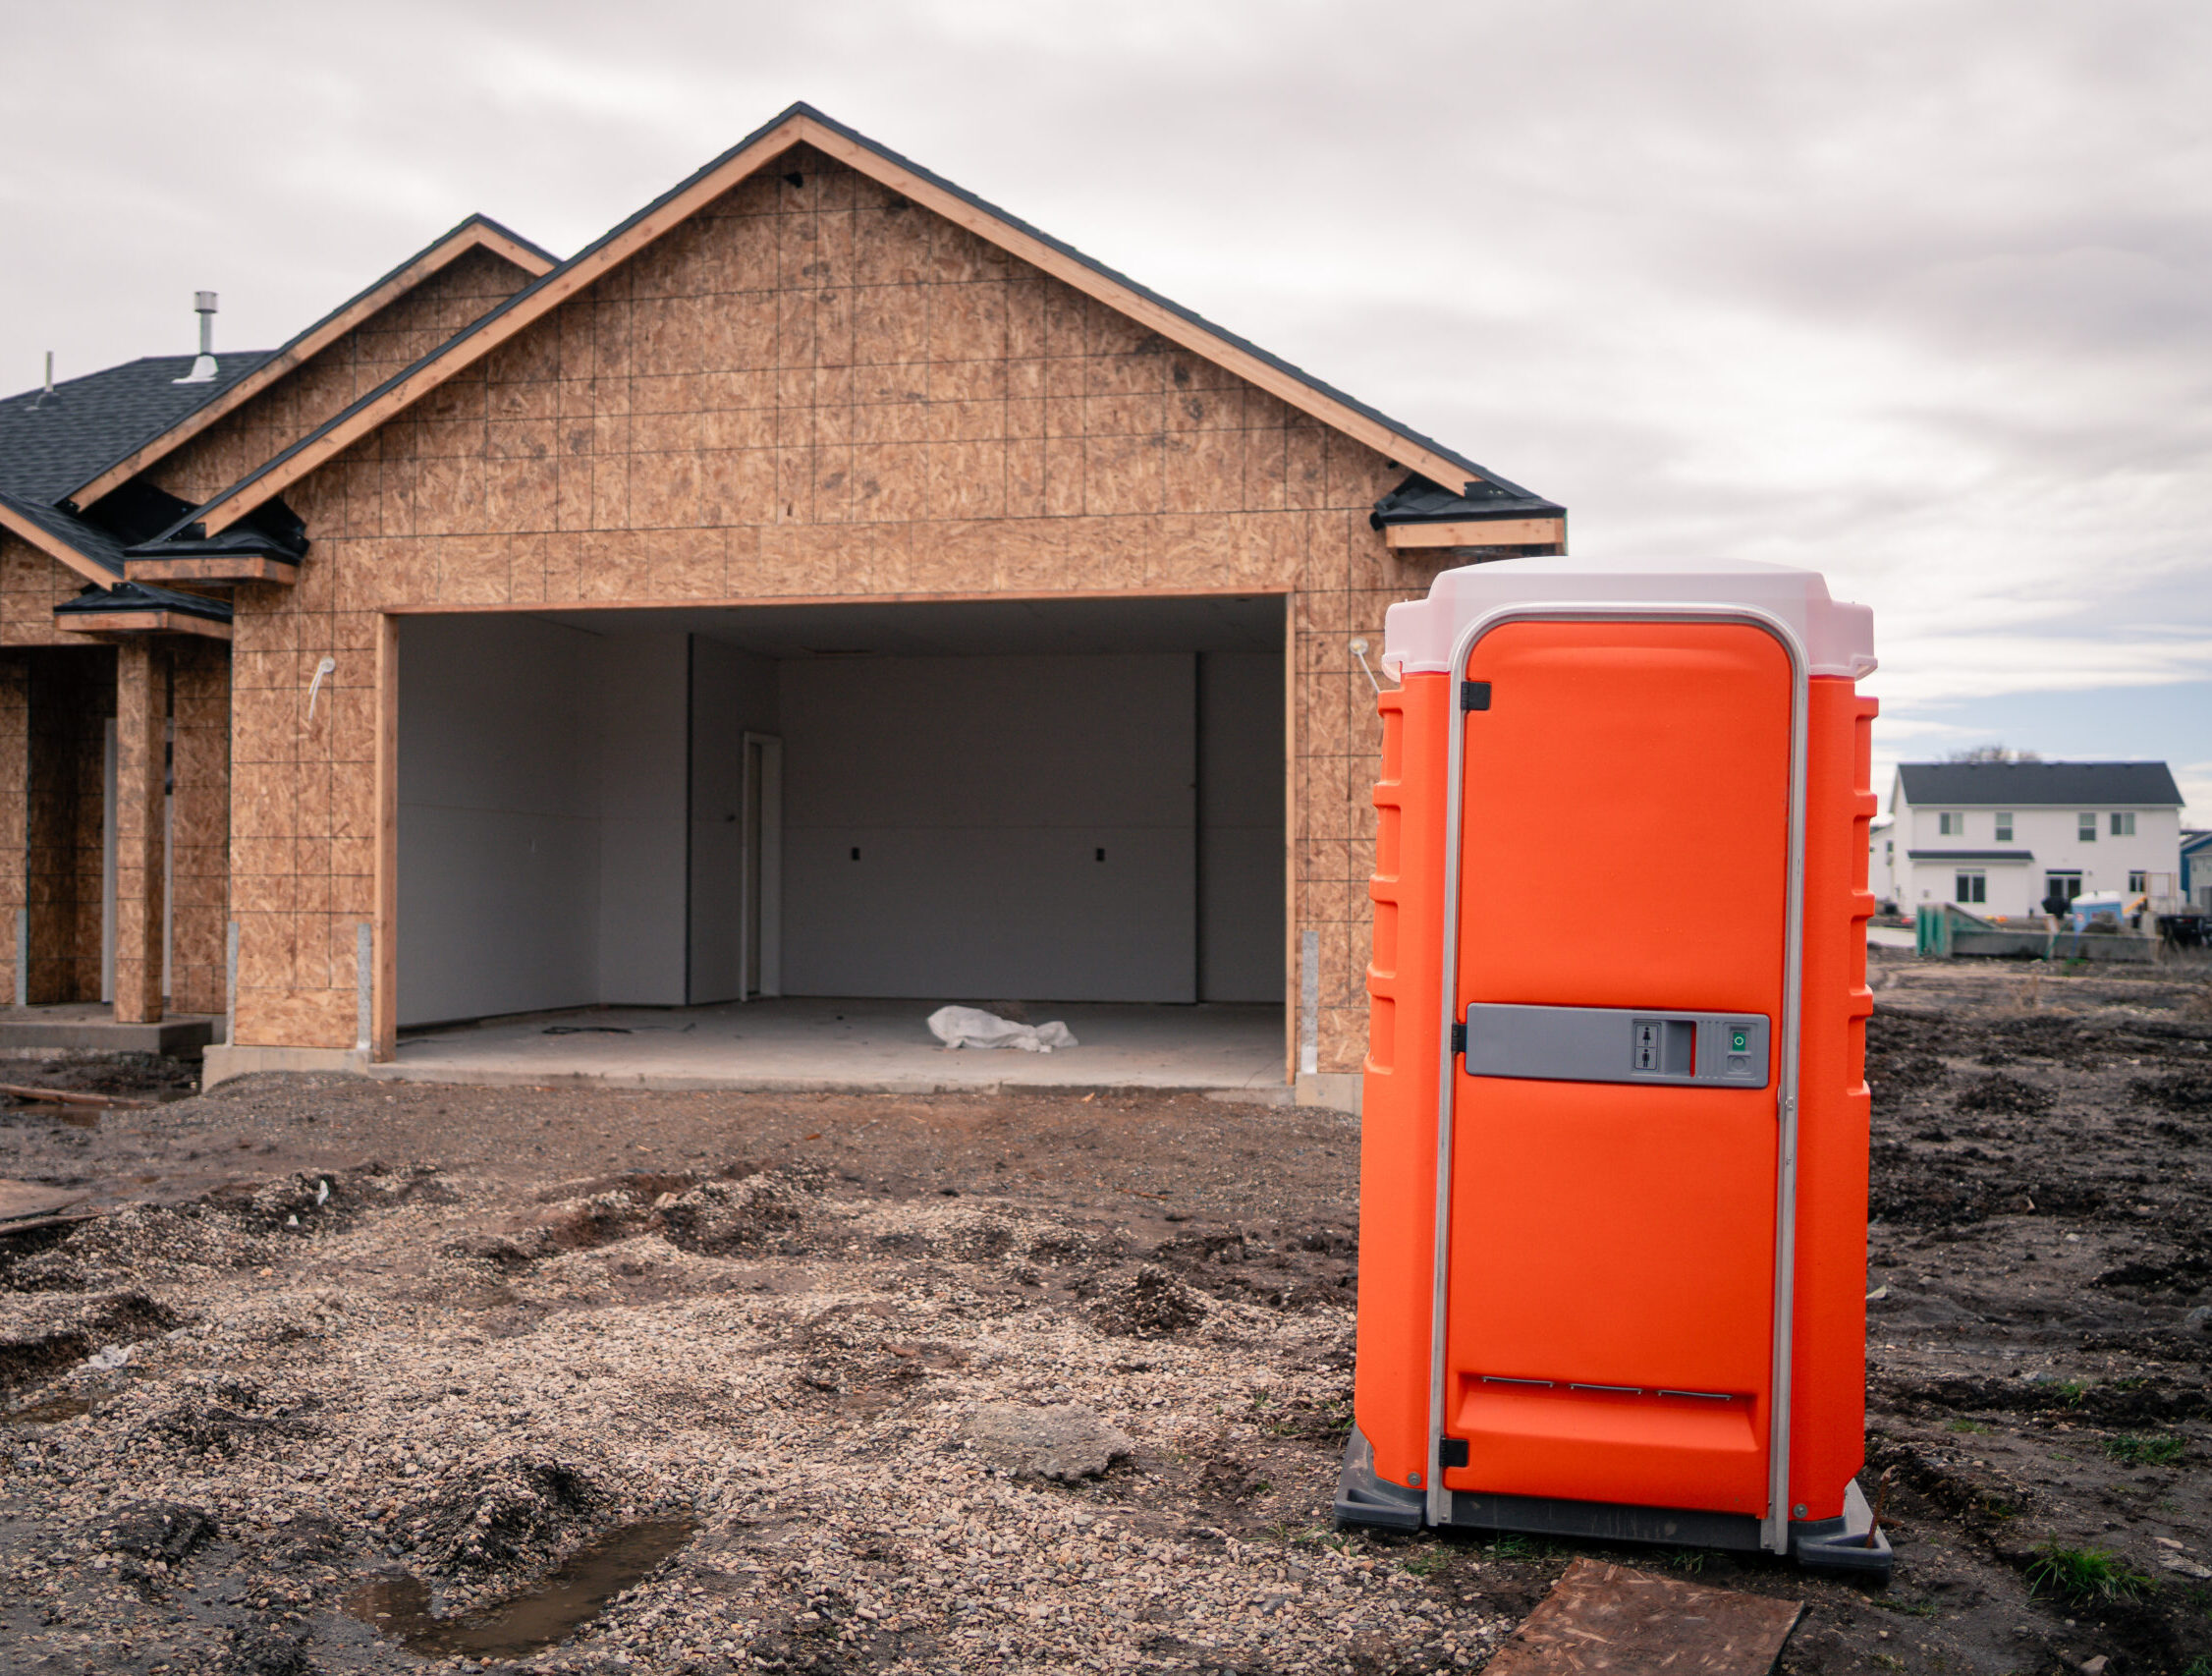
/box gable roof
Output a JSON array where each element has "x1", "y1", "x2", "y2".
[
  {"x1": 1897, "y1": 761, "x2": 2184, "y2": 807},
  {"x1": 171, "y1": 103, "x2": 1554, "y2": 540},
  {"x1": 0, "y1": 213, "x2": 553, "y2": 590},
  {"x1": 66, "y1": 213, "x2": 555, "y2": 510},
  {"x1": 0, "y1": 354, "x2": 276, "y2": 507}
]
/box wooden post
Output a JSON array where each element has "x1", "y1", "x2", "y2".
[
  {"x1": 112, "y1": 641, "x2": 169, "y2": 1024},
  {"x1": 371, "y1": 614, "x2": 398, "y2": 1060}
]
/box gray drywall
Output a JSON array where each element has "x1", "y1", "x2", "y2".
[
  {"x1": 593, "y1": 631, "x2": 691, "y2": 1006},
  {"x1": 397, "y1": 615, "x2": 603, "y2": 1026},
  {"x1": 1197, "y1": 650, "x2": 1285, "y2": 1002},
  {"x1": 779, "y1": 653, "x2": 1199, "y2": 1001},
  {"x1": 689, "y1": 637, "x2": 779, "y2": 1004}
]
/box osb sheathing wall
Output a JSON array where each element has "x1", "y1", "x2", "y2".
[
  {"x1": 1, "y1": 534, "x2": 104, "y2": 647},
  {"x1": 150, "y1": 246, "x2": 541, "y2": 506},
  {"x1": 170, "y1": 639, "x2": 231, "y2": 1016},
  {"x1": 231, "y1": 145, "x2": 1458, "y2": 1062}
]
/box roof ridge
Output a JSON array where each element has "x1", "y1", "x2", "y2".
[{"x1": 163, "y1": 102, "x2": 1550, "y2": 541}]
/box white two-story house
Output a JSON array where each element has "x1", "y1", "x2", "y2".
[{"x1": 1872, "y1": 760, "x2": 2184, "y2": 918}]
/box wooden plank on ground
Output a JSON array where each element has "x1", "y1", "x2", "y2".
[
  {"x1": 0, "y1": 1179, "x2": 86, "y2": 1221},
  {"x1": 1486, "y1": 1556, "x2": 1802, "y2": 1675}
]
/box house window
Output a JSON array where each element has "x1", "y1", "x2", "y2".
[
  {"x1": 2045, "y1": 870, "x2": 2083, "y2": 906},
  {"x1": 1939, "y1": 811, "x2": 1963, "y2": 836},
  {"x1": 1885, "y1": 840, "x2": 1894, "y2": 863},
  {"x1": 2129, "y1": 870, "x2": 2146, "y2": 894},
  {"x1": 1994, "y1": 812, "x2": 2013, "y2": 842},
  {"x1": 1955, "y1": 869, "x2": 1986, "y2": 905},
  {"x1": 2111, "y1": 811, "x2": 2135, "y2": 837},
  {"x1": 2078, "y1": 812, "x2": 2097, "y2": 842}
]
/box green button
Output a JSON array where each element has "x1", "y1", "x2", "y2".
[{"x1": 1731, "y1": 1030, "x2": 1749, "y2": 1052}]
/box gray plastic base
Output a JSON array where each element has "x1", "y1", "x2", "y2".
[
  {"x1": 1789, "y1": 1478, "x2": 1895, "y2": 1580},
  {"x1": 1331, "y1": 1433, "x2": 1894, "y2": 1582},
  {"x1": 1332, "y1": 1429, "x2": 1424, "y2": 1530}
]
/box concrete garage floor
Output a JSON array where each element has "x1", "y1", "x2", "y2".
[{"x1": 374, "y1": 997, "x2": 1289, "y2": 1097}]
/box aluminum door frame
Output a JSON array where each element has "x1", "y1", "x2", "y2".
[{"x1": 1425, "y1": 602, "x2": 1810, "y2": 1554}]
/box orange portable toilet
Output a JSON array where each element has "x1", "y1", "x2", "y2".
[{"x1": 1334, "y1": 556, "x2": 1889, "y2": 1578}]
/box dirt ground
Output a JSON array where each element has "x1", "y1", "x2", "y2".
[{"x1": 1, "y1": 953, "x2": 2208, "y2": 1675}]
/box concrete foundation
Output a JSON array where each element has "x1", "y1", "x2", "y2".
[
  {"x1": 0, "y1": 1004, "x2": 217, "y2": 1059},
  {"x1": 202, "y1": 1044, "x2": 369, "y2": 1087},
  {"x1": 205, "y1": 998, "x2": 1288, "y2": 1097}
]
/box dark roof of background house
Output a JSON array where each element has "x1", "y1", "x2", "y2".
[
  {"x1": 0, "y1": 355, "x2": 274, "y2": 505},
  {"x1": 1898, "y1": 761, "x2": 2184, "y2": 806}
]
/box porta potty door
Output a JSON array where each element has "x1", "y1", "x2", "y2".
[{"x1": 1439, "y1": 619, "x2": 1796, "y2": 1526}]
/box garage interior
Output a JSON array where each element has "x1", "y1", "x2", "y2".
[{"x1": 393, "y1": 593, "x2": 1286, "y2": 1087}]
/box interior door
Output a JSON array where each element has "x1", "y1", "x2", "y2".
[{"x1": 1440, "y1": 620, "x2": 1793, "y2": 1519}]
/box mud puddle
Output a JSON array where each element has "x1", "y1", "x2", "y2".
[
  {"x1": 346, "y1": 1517, "x2": 697, "y2": 1659},
  {"x1": 0, "y1": 1392, "x2": 94, "y2": 1425}
]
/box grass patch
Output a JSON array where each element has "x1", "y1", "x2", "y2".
[
  {"x1": 2023, "y1": 1542, "x2": 2153, "y2": 1606},
  {"x1": 1658, "y1": 1546, "x2": 1707, "y2": 1574},
  {"x1": 1399, "y1": 1550, "x2": 1451, "y2": 1577},
  {"x1": 1947, "y1": 1419, "x2": 1991, "y2": 1434},
  {"x1": 1485, "y1": 1534, "x2": 1551, "y2": 1561},
  {"x1": 2103, "y1": 1434, "x2": 2185, "y2": 1467}
]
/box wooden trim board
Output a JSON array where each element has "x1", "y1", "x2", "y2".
[
  {"x1": 196, "y1": 111, "x2": 1496, "y2": 535},
  {"x1": 372, "y1": 613, "x2": 399, "y2": 1062},
  {"x1": 124, "y1": 555, "x2": 300, "y2": 586},
  {"x1": 0, "y1": 501, "x2": 116, "y2": 587},
  {"x1": 377, "y1": 583, "x2": 1295, "y2": 618},
  {"x1": 1382, "y1": 517, "x2": 1566, "y2": 549},
  {"x1": 53, "y1": 610, "x2": 232, "y2": 641}
]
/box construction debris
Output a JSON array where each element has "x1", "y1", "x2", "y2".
[{"x1": 1484, "y1": 1556, "x2": 1802, "y2": 1674}]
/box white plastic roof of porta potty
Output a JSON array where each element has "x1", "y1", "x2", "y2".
[{"x1": 1380, "y1": 555, "x2": 1876, "y2": 683}]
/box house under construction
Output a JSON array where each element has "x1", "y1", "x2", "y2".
[{"x1": 0, "y1": 103, "x2": 1565, "y2": 1107}]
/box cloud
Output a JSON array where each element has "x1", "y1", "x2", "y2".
[{"x1": 1, "y1": 0, "x2": 2205, "y2": 769}]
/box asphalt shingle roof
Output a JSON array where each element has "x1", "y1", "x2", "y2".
[
  {"x1": 1898, "y1": 761, "x2": 2184, "y2": 807},
  {"x1": 1369, "y1": 472, "x2": 1566, "y2": 528},
  {"x1": 0, "y1": 489, "x2": 131, "y2": 575},
  {"x1": 54, "y1": 579, "x2": 232, "y2": 624},
  {"x1": 0, "y1": 354, "x2": 274, "y2": 506}
]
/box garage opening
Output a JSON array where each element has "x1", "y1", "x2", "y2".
[{"x1": 394, "y1": 595, "x2": 1285, "y2": 1084}]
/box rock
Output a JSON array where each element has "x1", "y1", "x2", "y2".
[
  {"x1": 101, "y1": 1501, "x2": 216, "y2": 1563},
  {"x1": 227, "y1": 1625, "x2": 313, "y2": 1675},
  {"x1": 963, "y1": 1403, "x2": 1132, "y2": 1481},
  {"x1": 2184, "y1": 1305, "x2": 2212, "y2": 1334},
  {"x1": 1090, "y1": 1264, "x2": 1204, "y2": 1337}
]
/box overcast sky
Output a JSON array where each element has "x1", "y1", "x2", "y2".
[{"x1": 6, "y1": 1, "x2": 2206, "y2": 817}]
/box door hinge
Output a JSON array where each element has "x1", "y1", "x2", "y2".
[
  {"x1": 1461, "y1": 680, "x2": 1491, "y2": 711},
  {"x1": 1450, "y1": 1022, "x2": 1465, "y2": 1057},
  {"x1": 1438, "y1": 1437, "x2": 1469, "y2": 1469}
]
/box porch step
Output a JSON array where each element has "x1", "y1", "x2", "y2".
[{"x1": 0, "y1": 1008, "x2": 218, "y2": 1060}]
